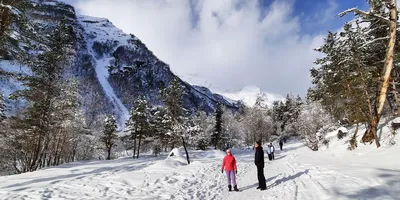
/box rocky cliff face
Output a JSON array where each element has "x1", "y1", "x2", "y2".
[{"x1": 0, "y1": 0, "x2": 237, "y2": 128}]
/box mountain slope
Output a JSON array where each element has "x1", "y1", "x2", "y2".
[{"x1": 0, "y1": 0, "x2": 238, "y2": 128}]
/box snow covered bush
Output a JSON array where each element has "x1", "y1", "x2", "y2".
[
  {"x1": 337, "y1": 130, "x2": 348, "y2": 140},
  {"x1": 294, "y1": 101, "x2": 333, "y2": 151},
  {"x1": 152, "y1": 144, "x2": 161, "y2": 156},
  {"x1": 347, "y1": 134, "x2": 358, "y2": 151},
  {"x1": 322, "y1": 138, "x2": 330, "y2": 148}
]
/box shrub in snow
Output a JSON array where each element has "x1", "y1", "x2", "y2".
[
  {"x1": 153, "y1": 144, "x2": 161, "y2": 156},
  {"x1": 168, "y1": 148, "x2": 181, "y2": 158},
  {"x1": 391, "y1": 120, "x2": 400, "y2": 131},
  {"x1": 197, "y1": 138, "x2": 209, "y2": 150},
  {"x1": 347, "y1": 134, "x2": 358, "y2": 151},
  {"x1": 337, "y1": 130, "x2": 348, "y2": 140},
  {"x1": 322, "y1": 139, "x2": 330, "y2": 148},
  {"x1": 165, "y1": 148, "x2": 189, "y2": 166}
]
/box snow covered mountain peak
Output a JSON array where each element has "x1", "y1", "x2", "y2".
[
  {"x1": 219, "y1": 85, "x2": 284, "y2": 108},
  {"x1": 1, "y1": 0, "x2": 238, "y2": 130}
]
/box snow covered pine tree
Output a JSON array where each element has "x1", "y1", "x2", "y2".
[{"x1": 101, "y1": 115, "x2": 118, "y2": 160}]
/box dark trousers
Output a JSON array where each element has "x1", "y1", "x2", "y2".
[
  {"x1": 257, "y1": 166, "x2": 266, "y2": 188},
  {"x1": 271, "y1": 152, "x2": 274, "y2": 160},
  {"x1": 280, "y1": 145, "x2": 283, "y2": 150},
  {"x1": 268, "y1": 153, "x2": 272, "y2": 161}
]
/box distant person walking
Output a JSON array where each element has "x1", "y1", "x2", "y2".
[
  {"x1": 267, "y1": 144, "x2": 272, "y2": 161},
  {"x1": 270, "y1": 143, "x2": 275, "y2": 160},
  {"x1": 254, "y1": 141, "x2": 267, "y2": 190},
  {"x1": 279, "y1": 140, "x2": 283, "y2": 150},
  {"x1": 221, "y1": 149, "x2": 239, "y2": 192}
]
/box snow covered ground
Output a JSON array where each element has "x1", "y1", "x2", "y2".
[{"x1": 1, "y1": 130, "x2": 399, "y2": 200}]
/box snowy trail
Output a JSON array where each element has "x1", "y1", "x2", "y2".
[
  {"x1": 223, "y1": 142, "x2": 400, "y2": 200},
  {"x1": 0, "y1": 142, "x2": 399, "y2": 200}
]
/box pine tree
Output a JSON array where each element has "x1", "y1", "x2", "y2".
[
  {"x1": 101, "y1": 115, "x2": 118, "y2": 160},
  {"x1": 7, "y1": 19, "x2": 74, "y2": 171},
  {"x1": 211, "y1": 103, "x2": 224, "y2": 150},
  {"x1": 126, "y1": 96, "x2": 152, "y2": 159},
  {"x1": 47, "y1": 79, "x2": 83, "y2": 166},
  {"x1": 161, "y1": 78, "x2": 190, "y2": 164},
  {"x1": 150, "y1": 106, "x2": 173, "y2": 152},
  {"x1": 337, "y1": 0, "x2": 398, "y2": 148}
]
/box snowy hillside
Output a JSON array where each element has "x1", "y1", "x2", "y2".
[
  {"x1": 78, "y1": 15, "x2": 132, "y2": 129},
  {"x1": 0, "y1": 0, "x2": 238, "y2": 129},
  {"x1": 1, "y1": 123, "x2": 399, "y2": 200},
  {"x1": 219, "y1": 85, "x2": 285, "y2": 107}
]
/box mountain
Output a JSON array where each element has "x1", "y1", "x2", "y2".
[
  {"x1": 0, "y1": 0, "x2": 237, "y2": 128},
  {"x1": 218, "y1": 85, "x2": 284, "y2": 108}
]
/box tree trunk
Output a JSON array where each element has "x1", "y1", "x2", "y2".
[
  {"x1": 365, "y1": 0, "x2": 397, "y2": 148},
  {"x1": 107, "y1": 147, "x2": 111, "y2": 160},
  {"x1": 57, "y1": 133, "x2": 67, "y2": 166},
  {"x1": 133, "y1": 133, "x2": 137, "y2": 159},
  {"x1": 30, "y1": 132, "x2": 43, "y2": 171},
  {"x1": 356, "y1": 122, "x2": 359, "y2": 135},
  {"x1": 353, "y1": 122, "x2": 359, "y2": 138},
  {"x1": 53, "y1": 133, "x2": 62, "y2": 165},
  {"x1": 181, "y1": 136, "x2": 190, "y2": 164},
  {"x1": 392, "y1": 78, "x2": 400, "y2": 113},
  {"x1": 137, "y1": 132, "x2": 142, "y2": 159},
  {"x1": 386, "y1": 96, "x2": 396, "y2": 115}
]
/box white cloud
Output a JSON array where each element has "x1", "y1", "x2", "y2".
[
  {"x1": 318, "y1": 0, "x2": 338, "y2": 24},
  {"x1": 69, "y1": 0, "x2": 324, "y2": 95}
]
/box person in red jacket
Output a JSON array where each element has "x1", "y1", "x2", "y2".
[{"x1": 221, "y1": 149, "x2": 239, "y2": 191}]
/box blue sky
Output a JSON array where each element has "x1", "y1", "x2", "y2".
[
  {"x1": 73, "y1": 0, "x2": 370, "y2": 96},
  {"x1": 271, "y1": 0, "x2": 368, "y2": 34}
]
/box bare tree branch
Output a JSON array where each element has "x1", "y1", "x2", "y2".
[{"x1": 338, "y1": 7, "x2": 390, "y2": 24}]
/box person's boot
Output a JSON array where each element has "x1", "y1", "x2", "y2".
[
  {"x1": 228, "y1": 185, "x2": 232, "y2": 191},
  {"x1": 260, "y1": 185, "x2": 267, "y2": 191},
  {"x1": 234, "y1": 185, "x2": 239, "y2": 192},
  {"x1": 256, "y1": 186, "x2": 261, "y2": 189}
]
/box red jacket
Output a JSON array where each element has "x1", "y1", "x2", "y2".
[{"x1": 222, "y1": 155, "x2": 237, "y2": 171}]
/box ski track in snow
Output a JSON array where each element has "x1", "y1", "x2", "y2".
[{"x1": 1, "y1": 140, "x2": 399, "y2": 200}]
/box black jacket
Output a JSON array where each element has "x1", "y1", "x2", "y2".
[{"x1": 254, "y1": 146, "x2": 264, "y2": 168}]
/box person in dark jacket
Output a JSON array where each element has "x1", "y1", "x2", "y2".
[
  {"x1": 254, "y1": 141, "x2": 267, "y2": 190},
  {"x1": 279, "y1": 140, "x2": 283, "y2": 150}
]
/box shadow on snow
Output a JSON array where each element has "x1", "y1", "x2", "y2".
[
  {"x1": 4, "y1": 157, "x2": 164, "y2": 191},
  {"x1": 332, "y1": 168, "x2": 400, "y2": 199},
  {"x1": 240, "y1": 174, "x2": 281, "y2": 191}
]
